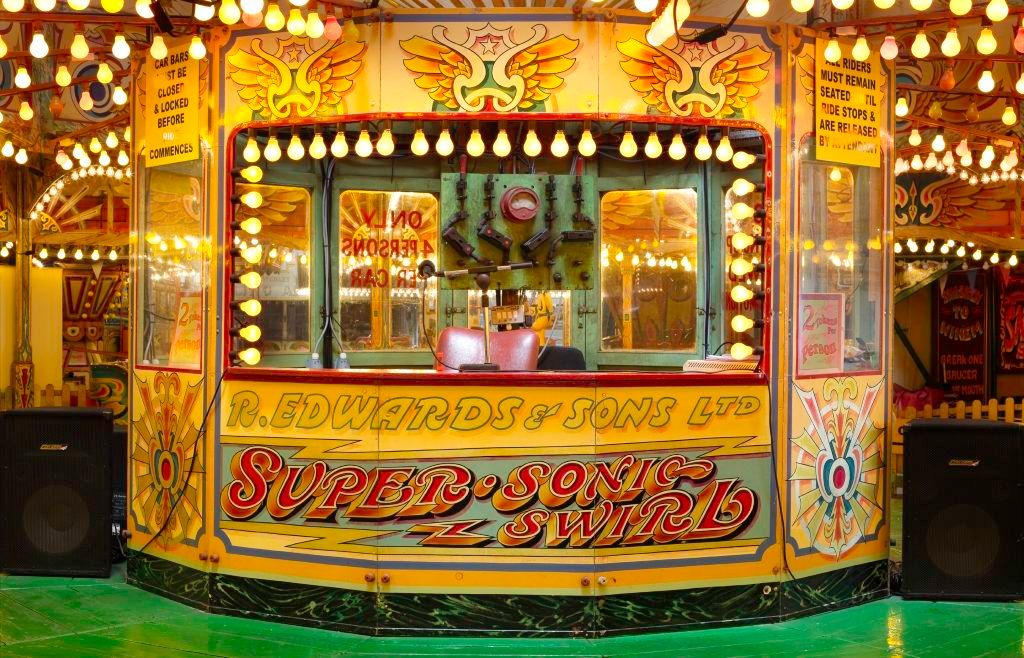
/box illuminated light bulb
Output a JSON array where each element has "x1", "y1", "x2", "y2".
[
  {"x1": 731, "y1": 257, "x2": 755, "y2": 277},
  {"x1": 973, "y1": 248, "x2": 983, "y2": 260},
  {"x1": 745, "y1": 0, "x2": 769, "y2": 17},
  {"x1": 263, "y1": 136, "x2": 281, "y2": 161},
  {"x1": 466, "y1": 128, "x2": 486, "y2": 157},
  {"x1": 235, "y1": 298, "x2": 262, "y2": 316},
  {"x1": 323, "y1": 130, "x2": 346, "y2": 158},
  {"x1": 731, "y1": 315, "x2": 756, "y2": 333},
  {"x1": 265, "y1": 3, "x2": 286, "y2": 29},
  {"x1": 911, "y1": 154, "x2": 923, "y2": 170},
  {"x1": 150, "y1": 35, "x2": 168, "y2": 60},
  {"x1": 619, "y1": 130, "x2": 638, "y2": 158},
  {"x1": 987, "y1": 0, "x2": 1008, "y2": 21},
  {"x1": 941, "y1": 28, "x2": 961, "y2": 57},
  {"x1": 941, "y1": 243, "x2": 951, "y2": 254},
  {"x1": 646, "y1": 0, "x2": 690, "y2": 48},
  {"x1": 14, "y1": 148, "x2": 27, "y2": 164},
  {"x1": 977, "y1": 26, "x2": 998, "y2": 55},
  {"x1": 135, "y1": 0, "x2": 153, "y2": 16},
  {"x1": 117, "y1": 150, "x2": 129, "y2": 167},
  {"x1": 910, "y1": 0, "x2": 932, "y2": 8},
  {"x1": 949, "y1": 0, "x2": 971, "y2": 13},
  {"x1": 824, "y1": 38, "x2": 842, "y2": 63},
  {"x1": 34, "y1": 0, "x2": 56, "y2": 8},
  {"x1": 236, "y1": 271, "x2": 262, "y2": 289},
  {"x1": 731, "y1": 202, "x2": 755, "y2": 220},
  {"x1": 238, "y1": 137, "x2": 260, "y2": 164},
  {"x1": 219, "y1": 0, "x2": 241, "y2": 23},
  {"x1": 355, "y1": 129, "x2": 373, "y2": 157},
  {"x1": 96, "y1": 62, "x2": 114, "y2": 85},
  {"x1": 237, "y1": 325, "x2": 262, "y2": 342},
  {"x1": 70, "y1": 33, "x2": 90, "y2": 60},
  {"x1": 907, "y1": 239, "x2": 919, "y2": 253},
  {"x1": 14, "y1": 67, "x2": 30, "y2": 89},
  {"x1": 991, "y1": 251, "x2": 1000, "y2": 264},
  {"x1": 98, "y1": 151, "x2": 111, "y2": 166},
  {"x1": 732, "y1": 178, "x2": 756, "y2": 196},
  {"x1": 911, "y1": 31, "x2": 931, "y2": 58},
  {"x1": 241, "y1": 0, "x2": 263, "y2": 11},
  {"x1": 79, "y1": 90, "x2": 95, "y2": 112},
  {"x1": 1012, "y1": 254, "x2": 1020, "y2": 267},
  {"x1": 235, "y1": 347, "x2": 262, "y2": 366},
  {"x1": 89, "y1": 248, "x2": 100, "y2": 261},
  {"x1": 373, "y1": 128, "x2": 393, "y2": 156},
  {"x1": 493, "y1": 129, "x2": 512, "y2": 157},
  {"x1": 578, "y1": 129, "x2": 596, "y2": 157},
  {"x1": 1016, "y1": 22, "x2": 1024, "y2": 54},
  {"x1": 730, "y1": 284, "x2": 756, "y2": 303},
  {"x1": 101, "y1": 0, "x2": 123, "y2": 10},
  {"x1": 732, "y1": 151, "x2": 756, "y2": 169},
  {"x1": 240, "y1": 165, "x2": 263, "y2": 182},
  {"x1": 29, "y1": 32, "x2": 49, "y2": 59},
  {"x1": 1004, "y1": 105, "x2": 1018, "y2": 125},
  {"x1": 287, "y1": 9, "x2": 305, "y2": 35},
  {"x1": 67, "y1": 0, "x2": 88, "y2": 8},
  {"x1": 635, "y1": 0, "x2": 657, "y2": 10},
  {"x1": 18, "y1": 102, "x2": 33, "y2": 121},
  {"x1": 730, "y1": 342, "x2": 756, "y2": 360},
  {"x1": 829, "y1": 167, "x2": 842, "y2": 182},
  {"x1": 668, "y1": 132, "x2": 686, "y2": 160},
  {"x1": 106, "y1": 248, "x2": 117, "y2": 261},
  {"x1": 716, "y1": 135, "x2": 734, "y2": 161},
  {"x1": 731, "y1": 231, "x2": 756, "y2": 250},
  {"x1": 631, "y1": 254, "x2": 640, "y2": 266},
  {"x1": 57, "y1": 248, "x2": 66, "y2": 259},
  {"x1": 0, "y1": 35, "x2": 7, "y2": 58},
  {"x1": 188, "y1": 35, "x2": 207, "y2": 60},
  {"x1": 74, "y1": 248, "x2": 84, "y2": 260},
  {"x1": 644, "y1": 130, "x2": 662, "y2": 158},
  {"x1": 305, "y1": 11, "x2": 324, "y2": 38},
  {"x1": 852, "y1": 36, "x2": 870, "y2": 62},
  {"x1": 410, "y1": 129, "x2": 430, "y2": 156},
  {"x1": 237, "y1": 218, "x2": 262, "y2": 236},
  {"x1": 895, "y1": 97, "x2": 909, "y2": 117},
  {"x1": 523, "y1": 128, "x2": 543, "y2": 157},
  {"x1": 241, "y1": 244, "x2": 263, "y2": 264},
  {"x1": 942, "y1": 151, "x2": 954, "y2": 167},
  {"x1": 931, "y1": 131, "x2": 945, "y2": 152},
  {"x1": 324, "y1": 15, "x2": 342, "y2": 40},
  {"x1": 308, "y1": 132, "x2": 327, "y2": 159},
  {"x1": 978, "y1": 69, "x2": 995, "y2": 93},
  {"x1": 792, "y1": 0, "x2": 813, "y2": 10},
  {"x1": 924, "y1": 152, "x2": 938, "y2": 169},
  {"x1": 287, "y1": 134, "x2": 304, "y2": 160},
  {"x1": 551, "y1": 129, "x2": 570, "y2": 158},
  {"x1": 436, "y1": 128, "x2": 455, "y2": 156},
  {"x1": 694, "y1": 133, "x2": 713, "y2": 160},
  {"x1": 880, "y1": 35, "x2": 899, "y2": 60},
  {"x1": 909, "y1": 129, "x2": 921, "y2": 146},
  {"x1": 55, "y1": 66, "x2": 71, "y2": 87},
  {"x1": 239, "y1": 191, "x2": 263, "y2": 208},
  {"x1": 925, "y1": 240, "x2": 935, "y2": 253},
  {"x1": 39, "y1": 247, "x2": 48, "y2": 259},
  {"x1": 112, "y1": 86, "x2": 128, "y2": 105}
]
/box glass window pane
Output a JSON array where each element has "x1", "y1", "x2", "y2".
[
  {"x1": 233, "y1": 183, "x2": 311, "y2": 355},
  {"x1": 797, "y1": 163, "x2": 883, "y2": 375},
  {"x1": 600, "y1": 189, "x2": 699, "y2": 352},
  {"x1": 137, "y1": 161, "x2": 205, "y2": 368},
  {"x1": 339, "y1": 190, "x2": 438, "y2": 351}
]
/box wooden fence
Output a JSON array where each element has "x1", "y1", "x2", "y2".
[{"x1": 0, "y1": 382, "x2": 93, "y2": 411}]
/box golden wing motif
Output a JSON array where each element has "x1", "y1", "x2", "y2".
[
  {"x1": 796, "y1": 49, "x2": 815, "y2": 106},
  {"x1": 707, "y1": 42, "x2": 771, "y2": 117},
  {"x1": 506, "y1": 34, "x2": 578, "y2": 110},
  {"x1": 617, "y1": 38, "x2": 687, "y2": 115},
  {"x1": 227, "y1": 39, "x2": 289, "y2": 120},
  {"x1": 926, "y1": 177, "x2": 1013, "y2": 226},
  {"x1": 400, "y1": 36, "x2": 473, "y2": 110},
  {"x1": 303, "y1": 40, "x2": 367, "y2": 116}
]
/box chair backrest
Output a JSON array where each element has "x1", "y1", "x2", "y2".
[
  {"x1": 537, "y1": 346, "x2": 587, "y2": 371},
  {"x1": 435, "y1": 327, "x2": 539, "y2": 371}
]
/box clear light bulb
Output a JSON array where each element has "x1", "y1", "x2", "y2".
[
  {"x1": 731, "y1": 315, "x2": 756, "y2": 333},
  {"x1": 411, "y1": 129, "x2": 429, "y2": 156},
  {"x1": 237, "y1": 271, "x2": 262, "y2": 289},
  {"x1": 436, "y1": 128, "x2": 454, "y2": 156},
  {"x1": 14, "y1": 148, "x2": 27, "y2": 164},
  {"x1": 551, "y1": 130, "x2": 570, "y2": 158},
  {"x1": 733, "y1": 151, "x2": 756, "y2": 169},
  {"x1": 578, "y1": 129, "x2": 596, "y2": 157},
  {"x1": 240, "y1": 165, "x2": 263, "y2": 182},
  {"x1": 716, "y1": 135, "x2": 733, "y2": 161},
  {"x1": 238, "y1": 217, "x2": 262, "y2": 235},
  {"x1": 287, "y1": 134, "x2": 304, "y2": 160},
  {"x1": 694, "y1": 133, "x2": 713, "y2": 161},
  {"x1": 135, "y1": 0, "x2": 153, "y2": 16},
  {"x1": 264, "y1": 3, "x2": 285, "y2": 30},
  {"x1": 105, "y1": 131, "x2": 118, "y2": 149},
  {"x1": 29, "y1": 32, "x2": 49, "y2": 59},
  {"x1": 523, "y1": 129, "x2": 542, "y2": 157},
  {"x1": 309, "y1": 133, "x2": 327, "y2": 159},
  {"x1": 987, "y1": 0, "x2": 1008, "y2": 22},
  {"x1": 931, "y1": 132, "x2": 945, "y2": 152},
  {"x1": 219, "y1": 0, "x2": 241, "y2": 23},
  {"x1": 911, "y1": 32, "x2": 931, "y2": 58},
  {"x1": 189, "y1": 35, "x2": 207, "y2": 59},
  {"x1": 243, "y1": 136, "x2": 261, "y2": 162},
  {"x1": 732, "y1": 178, "x2": 756, "y2": 196},
  {"x1": 824, "y1": 38, "x2": 842, "y2": 63},
  {"x1": 669, "y1": 132, "x2": 686, "y2": 160},
  {"x1": 331, "y1": 131, "x2": 348, "y2": 157},
  {"x1": 117, "y1": 149, "x2": 129, "y2": 166},
  {"x1": 236, "y1": 348, "x2": 261, "y2": 366},
  {"x1": 239, "y1": 191, "x2": 263, "y2": 208},
  {"x1": 236, "y1": 299, "x2": 262, "y2": 316},
  {"x1": 150, "y1": 35, "x2": 168, "y2": 59},
  {"x1": 263, "y1": 136, "x2": 282, "y2": 161},
  {"x1": 376, "y1": 128, "x2": 394, "y2": 156},
  {"x1": 730, "y1": 285, "x2": 755, "y2": 303},
  {"x1": 355, "y1": 129, "x2": 373, "y2": 157},
  {"x1": 619, "y1": 130, "x2": 638, "y2": 158},
  {"x1": 493, "y1": 129, "x2": 511, "y2": 157},
  {"x1": 14, "y1": 67, "x2": 30, "y2": 89},
  {"x1": 979, "y1": 69, "x2": 996, "y2": 92},
  {"x1": 237, "y1": 325, "x2": 262, "y2": 342},
  {"x1": 851, "y1": 36, "x2": 870, "y2": 61},
  {"x1": 745, "y1": 0, "x2": 769, "y2": 17},
  {"x1": 466, "y1": 129, "x2": 486, "y2": 157},
  {"x1": 940, "y1": 28, "x2": 961, "y2": 57},
  {"x1": 644, "y1": 131, "x2": 662, "y2": 158},
  {"x1": 113, "y1": 86, "x2": 128, "y2": 105}
]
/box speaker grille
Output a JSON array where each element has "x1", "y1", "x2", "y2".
[{"x1": 1, "y1": 408, "x2": 112, "y2": 577}]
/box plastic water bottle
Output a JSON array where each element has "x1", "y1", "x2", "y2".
[
  {"x1": 335, "y1": 352, "x2": 350, "y2": 369},
  {"x1": 306, "y1": 352, "x2": 322, "y2": 369}
]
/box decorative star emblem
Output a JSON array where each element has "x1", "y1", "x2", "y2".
[{"x1": 463, "y1": 23, "x2": 517, "y2": 62}]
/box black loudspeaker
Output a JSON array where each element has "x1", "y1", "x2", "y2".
[
  {"x1": 1, "y1": 408, "x2": 113, "y2": 577},
  {"x1": 902, "y1": 418, "x2": 1024, "y2": 600}
]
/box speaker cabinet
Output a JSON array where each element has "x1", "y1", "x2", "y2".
[
  {"x1": 1, "y1": 408, "x2": 113, "y2": 577},
  {"x1": 902, "y1": 419, "x2": 1023, "y2": 600}
]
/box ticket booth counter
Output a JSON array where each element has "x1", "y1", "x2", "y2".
[{"x1": 127, "y1": 15, "x2": 893, "y2": 636}]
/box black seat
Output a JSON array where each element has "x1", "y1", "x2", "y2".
[{"x1": 537, "y1": 346, "x2": 587, "y2": 371}]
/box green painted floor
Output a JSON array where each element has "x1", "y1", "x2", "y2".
[{"x1": 2, "y1": 564, "x2": 1024, "y2": 657}]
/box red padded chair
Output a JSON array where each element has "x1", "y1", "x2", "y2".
[{"x1": 435, "y1": 327, "x2": 538, "y2": 371}]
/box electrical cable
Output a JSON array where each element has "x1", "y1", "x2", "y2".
[
  {"x1": 679, "y1": 0, "x2": 746, "y2": 44},
  {"x1": 136, "y1": 367, "x2": 227, "y2": 556},
  {"x1": 419, "y1": 274, "x2": 463, "y2": 372},
  {"x1": 762, "y1": 352, "x2": 797, "y2": 588}
]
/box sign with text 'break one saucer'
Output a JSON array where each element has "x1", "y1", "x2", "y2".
[{"x1": 145, "y1": 39, "x2": 198, "y2": 167}]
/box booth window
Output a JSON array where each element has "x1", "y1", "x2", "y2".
[
  {"x1": 233, "y1": 183, "x2": 311, "y2": 355},
  {"x1": 600, "y1": 189, "x2": 699, "y2": 352},
  {"x1": 338, "y1": 190, "x2": 438, "y2": 350},
  {"x1": 797, "y1": 162, "x2": 883, "y2": 375},
  {"x1": 137, "y1": 161, "x2": 206, "y2": 369}
]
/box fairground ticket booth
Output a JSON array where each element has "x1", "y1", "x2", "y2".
[{"x1": 128, "y1": 11, "x2": 893, "y2": 636}]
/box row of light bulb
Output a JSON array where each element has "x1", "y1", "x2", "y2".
[
  {"x1": 896, "y1": 150, "x2": 1024, "y2": 187},
  {"x1": 53, "y1": 128, "x2": 131, "y2": 171},
  {"x1": 24, "y1": 245, "x2": 122, "y2": 262},
  {"x1": 744, "y1": 0, "x2": 1011, "y2": 18},
  {"x1": 897, "y1": 97, "x2": 1024, "y2": 125},
  {"x1": 240, "y1": 126, "x2": 760, "y2": 168},
  {"x1": 728, "y1": 195, "x2": 765, "y2": 361},
  {"x1": 229, "y1": 176, "x2": 266, "y2": 367},
  {"x1": 822, "y1": 21, "x2": 1018, "y2": 66},
  {"x1": 0, "y1": 0, "x2": 134, "y2": 11},
  {"x1": 214, "y1": 1, "x2": 352, "y2": 42},
  {"x1": 895, "y1": 238, "x2": 1021, "y2": 266}
]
